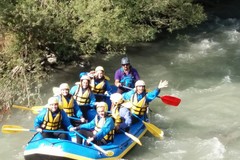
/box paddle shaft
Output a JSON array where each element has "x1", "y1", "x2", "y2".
[
  {"x1": 2, "y1": 125, "x2": 69, "y2": 134},
  {"x1": 73, "y1": 131, "x2": 114, "y2": 156},
  {"x1": 122, "y1": 85, "x2": 163, "y2": 99},
  {"x1": 122, "y1": 86, "x2": 181, "y2": 106}
]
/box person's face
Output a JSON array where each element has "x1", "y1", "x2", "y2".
[
  {"x1": 61, "y1": 88, "x2": 69, "y2": 96},
  {"x1": 81, "y1": 80, "x2": 89, "y2": 89},
  {"x1": 136, "y1": 86, "x2": 145, "y2": 94},
  {"x1": 122, "y1": 63, "x2": 130, "y2": 71},
  {"x1": 95, "y1": 70, "x2": 104, "y2": 79},
  {"x1": 49, "y1": 103, "x2": 59, "y2": 112},
  {"x1": 97, "y1": 106, "x2": 105, "y2": 118}
]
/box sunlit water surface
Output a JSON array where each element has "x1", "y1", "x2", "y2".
[{"x1": 1, "y1": 18, "x2": 240, "y2": 160}]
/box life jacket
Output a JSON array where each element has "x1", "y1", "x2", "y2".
[
  {"x1": 59, "y1": 95, "x2": 74, "y2": 117},
  {"x1": 94, "y1": 115, "x2": 114, "y2": 143},
  {"x1": 41, "y1": 109, "x2": 62, "y2": 130},
  {"x1": 120, "y1": 68, "x2": 135, "y2": 88},
  {"x1": 91, "y1": 78, "x2": 106, "y2": 94},
  {"x1": 111, "y1": 104, "x2": 122, "y2": 127},
  {"x1": 73, "y1": 85, "x2": 91, "y2": 105},
  {"x1": 130, "y1": 93, "x2": 148, "y2": 116}
]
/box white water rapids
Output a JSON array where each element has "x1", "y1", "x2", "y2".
[{"x1": 1, "y1": 17, "x2": 240, "y2": 160}]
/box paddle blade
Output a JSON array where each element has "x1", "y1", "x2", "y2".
[
  {"x1": 142, "y1": 121, "x2": 164, "y2": 139},
  {"x1": 124, "y1": 132, "x2": 142, "y2": 146},
  {"x1": 31, "y1": 106, "x2": 44, "y2": 114},
  {"x1": 1, "y1": 125, "x2": 28, "y2": 134},
  {"x1": 160, "y1": 95, "x2": 181, "y2": 107},
  {"x1": 12, "y1": 105, "x2": 32, "y2": 111}
]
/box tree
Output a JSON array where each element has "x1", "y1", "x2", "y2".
[{"x1": 0, "y1": 0, "x2": 206, "y2": 111}]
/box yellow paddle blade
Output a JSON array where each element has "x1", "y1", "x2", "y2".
[
  {"x1": 12, "y1": 105, "x2": 33, "y2": 111},
  {"x1": 92, "y1": 144, "x2": 114, "y2": 157},
  {"x1": 104, "y1": 75, "x2": 110, "y2": 81},
  {"x1": 143, "y1": 121, "x2": 164, "y2": 139},
  {"x1": 1, "y1": 125, "x2": 29, "y2": 134},
  {"x1": 31, "y1": 106, "x2": 44, "y2": 111},
  {"x1": 124, "y1": 132, "x2": 142, "y2": 146},
  {"x1": 105, "y1": 151, "x2": 114, "y2": 157},
  {"x1": 12, "y1": 105, "x2": 44, "y2": 114}
]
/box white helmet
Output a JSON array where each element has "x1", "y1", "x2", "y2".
[
  {"x1": 135, "y1": 80, "x2": 145, "y2": 87},
  {"x1": 95, "y1": 66, "x2": 104, "y2": 72},
  {"x1": 59, "y1": 83, "x2": 70, "y2": 90},
  {"x1": 110, "y1": 93, "x2": 123, "y2": 104},
  {"x1": 80, "y1": 75, "x2": 91, "y2": 81},
  {"x1": 48, "y1": 97, "x2": 58, "y2": 105},
  {"x1": 96, "y1": 102, "x2": 108, "y2": 112}
]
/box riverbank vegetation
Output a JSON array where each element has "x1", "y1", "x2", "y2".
[{"x1": 0, "y1": 0, "x2": 206, "y2": 116}]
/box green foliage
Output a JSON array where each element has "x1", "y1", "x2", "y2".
[
  {"x1": 0, "y1": 0, "x2": 207, "y2": 56},
  {"x1": 0, "y1": 0, "x2": 206, "y2": 110}
]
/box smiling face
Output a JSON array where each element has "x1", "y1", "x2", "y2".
[
  {"x1": 136, "y1": 85, "x2": 145, "y2": 94},
  {"x1": 97, "y1": 106, "x2": 105, "y2": 118},
  {"x1": 81, "y1": 79, "x2": 89, "y2": 89},
  {"x1": 61, "y1": 88, "x2": 69, "y2": 96},
  {"x1": 49, "y1": 102, "x2": 59, "y2": 112},
  {"x1": 95, "y1": 70, "x2": 104, "y2": 79}
]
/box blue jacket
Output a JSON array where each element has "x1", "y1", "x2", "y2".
[
  {"x1": 34, "y1": 108, "x2": 73, "y2": 130},
  {"x1": 78, "y1": 116, "x2": 114, "y2": 141},
  {"x1": 122, "y1": 88, "x2": 160, "y2": 103},
  {"x1": 56, "y1": 95, "x2": 83, "y2": 118},
  {"x1": 70, "y1": 85, "x2": 96, "y2": 108}
]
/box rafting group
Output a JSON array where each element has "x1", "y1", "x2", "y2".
[
  {"x1": 34, "y1": 56, "x2": 168, "y2": 145},
  {"x1": 2, "y1": 57, "x2": 181, "y2": 159}
]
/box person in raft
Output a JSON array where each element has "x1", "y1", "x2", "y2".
[
  {"x1": 70, "y1": 75, "x2": 96, "y2": 121},
  {"x1": 34, "y1": 97, "x2": 74, "y2": 139},
  {"x1": 122, "y1": 80, "x2": 168, "y2": 123},
  {"x1": 74, "y1": 102, "x2": 115, "y2": 145},
  {"x1": 110, "y1": 93, "x2": 132, "y2": 133},
  {"x1": 114, "y1": 57, "x2": 140, "y2": 93},
  {"x1": 57, "y1": 83, "x2": 86, "y2": 126},
  {"x1": 88, "y1": 66, "x2": 113, "y2": 102}
]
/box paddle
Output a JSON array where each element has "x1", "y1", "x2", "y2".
[
  {"x1": 73, "y1": 131, "x2": 114, "y2": 157},
  {"x1": 120, "y1": 129, "x2": 142, "y2": 146},
  {"x1": 122, "y1": 86, "x2": 181, "y2": 107},
  {"x1": 69, "y1": 116, "x2": 142, "y2": 146},
  {"x1": 132, "y1": 114, "x2": 164, "y2": 139},
  {"x1": 1, "y1": 125, "x2": 69, "y2": 134},
  {"x1": 12, "y1": 105, "x2": 44, "y2": 114}
]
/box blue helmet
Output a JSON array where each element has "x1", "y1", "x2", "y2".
[{"x1": 79, "y1": 72, "x2": 88, "y2": 79}]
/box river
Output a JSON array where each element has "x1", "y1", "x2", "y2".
[{"x1": 1, "y1": 10, "x2": 240, "y2": 160}]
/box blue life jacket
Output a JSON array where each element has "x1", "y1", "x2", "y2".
[{"x1": 120, "y1": 68, "x2": 135, "y2": 88}]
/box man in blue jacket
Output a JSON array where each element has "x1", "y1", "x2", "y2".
[{"x1": 34, "y1": 97, "x2": 74, "y2": 140}]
